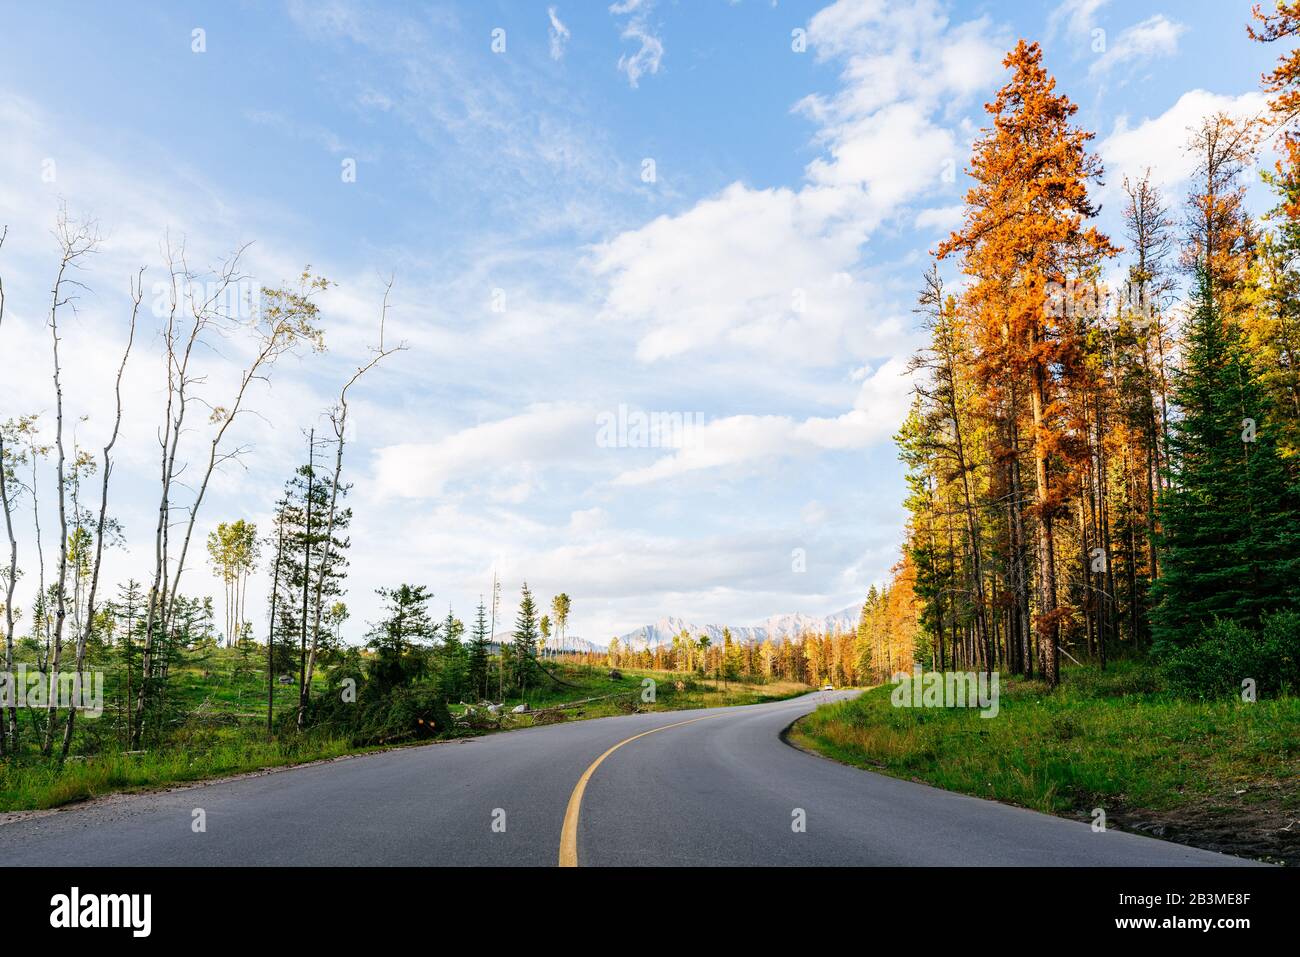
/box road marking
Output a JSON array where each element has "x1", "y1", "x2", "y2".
[{"x1": 558, "y1": 713, "x2": 722, "y2": 867}]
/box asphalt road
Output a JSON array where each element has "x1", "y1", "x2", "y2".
[{"x1": 0, "y1": 691, "x2": 1258, "y2": 866}]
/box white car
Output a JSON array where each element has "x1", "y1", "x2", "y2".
[{"x1": 822, "y1": 684, "x2": 834, "y2": 691}]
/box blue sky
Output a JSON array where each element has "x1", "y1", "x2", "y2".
[{"x1": 0, "y1": 0, "x2": 1281, "y2": 643}]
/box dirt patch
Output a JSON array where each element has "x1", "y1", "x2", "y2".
[{"x1": 1092, "y1": 781, "x2": 1297, "y2": 866}]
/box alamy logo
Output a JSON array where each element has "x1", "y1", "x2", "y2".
[
  {"x1": 49, "y1": 887, "x2": 151, "y2": 937},
  {"x1": 891, "y1": 666, "x2": 1000, "y2": 718},
  {"x1": 595, "y1": 404, "x2": 706, "y2": 449},
  {"x1": 1, "y1": 667, "x2": 103, "y2": 717}
]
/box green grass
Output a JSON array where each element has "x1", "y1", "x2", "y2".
[
  {"x1": 0, "y1": 735, "x2": 358, "y2": 811},
  {"x1": 0, "y1": 651, "x2": 812, "y2": 812},
  {"x1": 792, "y1": 661, "x2": 1299, "y2": 842}
]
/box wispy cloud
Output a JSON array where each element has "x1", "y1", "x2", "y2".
[
  {"x1": 1089, "y1": 13, "x2": 1186, "y2": 78},
  {"x1": 1047, "y1": 0, "x2": 1110, "y2": 40},
  {"x1": 548, "y1": 6, "x2": 571, "y2": 61},
  {"x1": 610, "y1": 0, "x2": 664, "y2": 88},
  {"x1": 244, "y1": 109, "x2": 378, "y2": 161},
  {"x1": 286, "y1": 0, "x2": 632, "y2": 241}
]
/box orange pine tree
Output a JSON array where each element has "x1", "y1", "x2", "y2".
[
  {"x1": 1250, "y1": 2, "x2": 1300, "y2": 222},
  {"x1": 937, "y1": 40, "x2": 1116, "y2": 687}
]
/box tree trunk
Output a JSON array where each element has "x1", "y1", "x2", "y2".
[
  {"x1": 1029, "y1": 358, "x2": 1060, "y2": 688},
  {"x1": 42, "y1": 253, "x2": 75, "y2": 756},
  {"x1": 61, "y1": 274, "x2": 138, "y2": 757},
  {"x1": 300, "y1": 424, "x2": 342, "y2": 729},
  {"x1": 0, "y1": 432, "x2": 16, "y2": 754},
  {"x1": 299, "y1": 429, "x2": 314, "y2": 711},
  {"x1": 1008, "y1": 399, "x2": 1033, "y2": 678},
  {"x1": 267, "y1": 510, "x2": 286, "y2": 735}
]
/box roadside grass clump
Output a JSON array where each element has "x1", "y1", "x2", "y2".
[
  {"x1": 0, "y1": 734, "x2": 355, "y2": 811},
  {"x1": 793, "y1": 660, "x2": 1299, "y2": 818}
]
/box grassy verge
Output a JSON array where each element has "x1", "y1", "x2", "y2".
[
  {"x1": 0, "y1": 735, "x2": 359, "y2": 812},
  {"x1": 791, "y1": 661, "x2": 1298, "y2": 865},
  {"x1": 0, "y1": 662, "x2": 811, "y2": 813}
]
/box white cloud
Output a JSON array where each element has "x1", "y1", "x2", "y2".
[
  {"x1": 611, "y1": 415, "x2": 796, "y2": 485},
  {"x1": 547, "y1": 6, "x2": 571, "y2": 61},
  {"x1": 1048, "y1": 0, "x2": 1110, "y2": 40},
  {"x1": 1089, "y1": 14, "x2": 1186, "y2": 78},
  {"x1": 372, "y1": 403, "x2": 595, "y2": 499},
  {"x1": 1100, "y1": 89, "x2": 1268, "y2": 194},
  {"x1": 594, "y1": 0, "x2": 1005, "y2": 367},
  {"x1": 805, "y1": 102, "x2": 957, "y2": 208},
  {"x1": 610, "y1": 0, "x2": 663, "y2": 88},
  {"x1": 592, "y1": 183, "x2": 872, "y2": 364},
  {"x1": 914, "y1": 204, "x2": 964, "y2": 232},
  {"x1": 609, "y1": 1, "x2": 650, "y2": 18},
  {"x1": 800, "y1": 4, "x2": 1004, "y2": 115},
  {"x1": 611, "y1": 356, "x2": 911, "y2": 485},
  {"x1": 804, "y1": 0, "x2": 938, "y2": 61}
]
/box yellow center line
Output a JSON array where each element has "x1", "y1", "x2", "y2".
[{"x1": 558, "y1": 713, "x2": 723, "y2": 867}]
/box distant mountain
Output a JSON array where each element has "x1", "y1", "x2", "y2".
[
  {"x1": 483, "y1": 605, "x2": 862, "y2": 654},
  {"x1": 489, "y1": 632, "x2": 603, "y2": 654},
  {"x1": 614, "y1": 605, "x2": 862, "y2": 650}
]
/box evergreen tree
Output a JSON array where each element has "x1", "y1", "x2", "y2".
[
  {"x1": 366, "y1": 584, "x2": 440, "y2": 692},
  {"x1": 110, "y1": 579, "x2": 145, "y2": 747},
  {"x1": 896, "y1": 400, "x2": 953, "y2": 672},
  {"x1": 1151, "y1": 272, "x2": 1300, "y2": 646},
  {"x1": 134, "y1": 592, "x2": 209, "y2": 743},
  {"x1": 723, "y1": 627, "x2": 741, "y2": 682},
  {"x1": 437, "y1": 608, "x2": 468, "y2": 700},
  {"x1": 468, "y1": 598, "x2": 490, "y2": 699},
  {"x1": 512, "y1": 582, "x2": 541, "y2": 696},
  {"x1": 265, "y1": 461, "x2": 351, "y2": 694}
]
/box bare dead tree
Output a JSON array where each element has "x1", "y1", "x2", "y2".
[
  {"x1": 135, "y1": 239, "x2": 197, "y2": 748},
  {"x1": 61, "y1": 269, "x2": 141, "y2": 757},
  {"x1": 133, "y1": 254, "x2": 326, "y2": 747},
  {"x1": 0, "y1": 224, "x2": 13, "y2": 754},
  {"x1": 299, "y1": 276, "x2": 405, "y2": 728},
  {"x1": 22, "y1": 424, "x2": 50, "y2": 673},
  {"x1": 42, "y1": 211, "x2": 100, "y2": 756},
  {"x1": 266, "y1": 500, "x2": 287, "y2": 734}
]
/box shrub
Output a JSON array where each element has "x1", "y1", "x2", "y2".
[
  {"x1": 301, "y1": 678, "x2": 453, "y2": 747},
  {"x1": 1161, "y1": 611, "x2": 1300, "y2": 699}
]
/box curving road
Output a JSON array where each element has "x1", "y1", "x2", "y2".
[{"x1": 0, "y1": 691, "x2": 1258, "y2": 866}]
